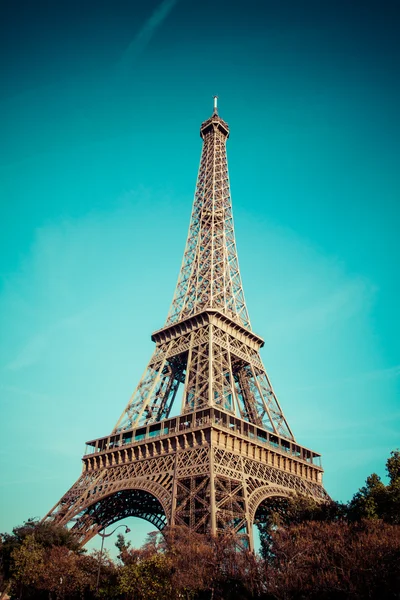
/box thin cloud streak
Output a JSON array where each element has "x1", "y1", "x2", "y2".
[
  {"x1": 0, "y1": 384, "x2": 49, "y2": 402},
  {"x1": 266, "y1": 277, "x2": 374, "y2": 339},
  {"x1": 0, "y1": 475, "x2": 62, "y2": 488},
  {"x1": 292, "y1": 364, "x2": 400, "y2": 394},
  {"x1": 118, "y1": 0, "x2": 179, "y2": 71},
  {"x1": 4, "y1": 312, "x2": 85, "y2": 371}
]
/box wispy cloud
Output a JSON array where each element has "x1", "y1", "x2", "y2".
[
  {"x1": 0, "y1": 384, "x2": 49, "y2": 402},
  {"x1": 293, "y1": 364, "x2": 400, "y2": 394},
  {"x1": 308, "y1": 409, "x2": 400, "y2": 435},
  {"x1": 5, "y1": 330, "x2": 52, "y2": 371},
  {"x1": 0, "y1": 475, "x2": 62, "y2": 488},
  {"x1": 347, "y1": 364, "x2": 400, "y2": 383},
  {"x1": 4, "y1": 312, "x2": 84, "y2": 372},
  {"x1": 267, "y1": 277, "x2": 374, "y2": 339},
  {"x1": 119, "y1": 0, "x2": 179, "y2": 71}
]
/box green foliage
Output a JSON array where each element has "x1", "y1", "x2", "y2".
[
  {"x1": 348, "y1": 472, "x2": 387, "y2": 520},
  {"x1": 348, "y1": 450, "x2": 400, "y2": 524},
  {"x1": 386, "y1": 450, "x2": 400, "y2": 525},
  {"x1": 118, "y1": 553, "x2": 174, "y2": 600},
  {"x1": 11, "y1": 534, "x2": 45, "y2": 589},
  {"x1": 0, "y1": 518, "x2": 82, "y2": 597},
  {"x1": 386, "y1": 449, "x2": 400, "y2": 484},
  {"x1": 0, "y1": 520, "x2": 98, "y2": 600},
  {"x1": 4, "y1": 518, "x2": 81, "y2": 552}
]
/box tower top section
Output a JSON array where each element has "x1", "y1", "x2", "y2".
[
  {"x1": 200, "y1": 97, "x2": 230, "y2": 139},
  {"x1": 166, "y1": 100, "x2": 249, "y2": 329}
]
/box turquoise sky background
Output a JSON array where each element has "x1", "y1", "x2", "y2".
[{"x1": 1, "y1": 0, "x2": 399, "y2": 552}]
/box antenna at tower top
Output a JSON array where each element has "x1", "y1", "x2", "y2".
[{"x1": 213, "y1": 95, "x2": 218, "y2": 114}]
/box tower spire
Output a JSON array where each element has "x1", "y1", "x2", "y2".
[
  {"x1": 213, "y1": 94, "x2": 218, "y2": 114},
  {"x1": 166, "y1": 102, "x2": 250, "y2": 329}
]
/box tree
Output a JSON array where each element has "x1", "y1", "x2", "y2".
[
  {"x1": 348, "y1": 449, "x2": 400, "y2": 524},
  {"x1": 10, "y1": 534, "x2": 46, "y2": 599},
  {"x1": 210, "y1": 532, "x2": 264, "y2": 600},
  {"x1": 0, "y1": 519, "x2": 105, "y2": 600},
  {"x1": 1, "y1": 519, "x2": 82, "y2": 598},
  {"x1": 264, "y1": 519, "x2": 400, "y2": 599},
  {"x1": 348, "y1": 472, "x2": 388, "y2": 521},
  {"x1": 118, "y1": 553, "x2": 174, "y2": 600},
  {"x1": 161, "y1": 526, "x2": 265, "y2": 600},
  {"x1": 256, "y1": 495, "x2": 345, "y2": 559},
  {"x1": 31, "y1": 546, "x2": 99, "y2": 600},
  {"x1": 162, "y1": 526, "x2": 215, "y2": 598},
  {"x1": 386, "y1": 449, "x2": 400, "y2": 525}
]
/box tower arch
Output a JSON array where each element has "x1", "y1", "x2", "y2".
[
  {"x1": 248, "y1": 485, "x2": 293, "y2": 526},
  {"x1": 67, "y1": 479, "x2": 170, "y2": 546}
]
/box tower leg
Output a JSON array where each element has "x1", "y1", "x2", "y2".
[{"x1": 209, "y1": 448, "x2": 217, "y2": 536}]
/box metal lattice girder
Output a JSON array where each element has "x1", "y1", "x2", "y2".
[{"x1": 114, "y1": 314, "x2": 294, "y2": 440}]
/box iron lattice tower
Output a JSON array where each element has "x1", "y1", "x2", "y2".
[{"x1": 45, "y1": 99, "x2": 328, "y2": 549}]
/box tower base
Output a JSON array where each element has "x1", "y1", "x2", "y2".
[{"x1": 45, "y1": 408, "x2": 328, "y2": 550}]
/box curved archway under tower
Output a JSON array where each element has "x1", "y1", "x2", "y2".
[
  {"x1": 250, "y1": 487, "x2": 293, "y2": 554},
  {"x1": 69, "y1": 488, "x2": 168, "y2": 547}
]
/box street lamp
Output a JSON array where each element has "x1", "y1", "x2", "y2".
[{"x1": 95, "y1": 524, "x2": 131, "y2": 594}]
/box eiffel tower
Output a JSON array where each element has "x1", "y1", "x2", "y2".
[{"x1": 45, "y1": 98, "x2": 328, "y2": 550}]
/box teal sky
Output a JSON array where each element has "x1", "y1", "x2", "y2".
[{"x1": 1, "y1": 0, "x2": 399, "y2": 551}]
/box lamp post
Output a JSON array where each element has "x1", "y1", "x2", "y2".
[{"x1": 95, "y1": 524, "x2": 131, "y2": 594}]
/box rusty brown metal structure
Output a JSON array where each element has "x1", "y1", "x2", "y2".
[{"x1": 44, "y1": 99, "x2": 328, "y2": 549}]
